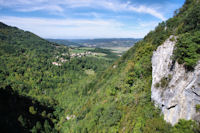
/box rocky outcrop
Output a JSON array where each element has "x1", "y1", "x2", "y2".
[{"x1": 151, "y1": 35, "x2": 200, "y2": 125}]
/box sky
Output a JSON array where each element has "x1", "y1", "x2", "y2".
[{"x1": 0, "y1": 0, "x2": 185, "y2": 39}]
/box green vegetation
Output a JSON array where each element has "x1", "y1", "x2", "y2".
[
  {"x1": 29, "y1": 106, "x2": 37, "y2": 115},
  {"x1": 156, "y1": 74, "x2": 172, "y2": 88},
  {"x1": 195, "y1": 104, "x2": 200, "y2": 112},
  {"x1": 58, "y1": 0, "x2": 200, "y2": 132},
  {"x1": 47, "y1": 39, "x2": 83, "y2": 47},
  {"x1": 1, "y1": 0, "x2": 200, "y2": 132},
  {"x1": 166, "y1": 0, "x2": 200, "y2": 71},
  {"x1": 171, "y1": 119, "x2": 199, "y2": 133},
  {"x1": 0, "y1": 22, "x2": 116, "y2": 132},
  {"x1": 173, "y1": 31, "x2": 200, "y2": 71},
  {"x1": 0, "y1": 88, "x2": 56, "y2": 133},
  {"x1": 70, "y1": 47, "x2": 90, "y2": 53}
]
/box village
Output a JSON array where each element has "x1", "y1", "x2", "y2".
[
  {"x1": 52, "y1": 51, "x2": 99, "y2": 66},
  {"x1": 70, "y1": 51, "x2": 97, "y2": 58}
]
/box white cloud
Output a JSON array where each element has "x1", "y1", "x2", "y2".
[
  {"x1": 0, "y1": 0, "x2": 65, "y2": 14},
  {"x1": 0, "y1": 0, "x2": 166, "y2": 20},
  {"x1": 0, "y1": 16, "x2": 156, "y2": 38},
  {"x1": 17, "y1": 5, "x2": 64, "y2": 12},
  {"x1": 127, "y1": 5, "x2": 166, "y2": 20},
  {"x1": 61, "y1": 0, "x2": 166, "y2": 20}
]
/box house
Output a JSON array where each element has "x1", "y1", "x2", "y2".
[{"x1": 52, "y1": 62, "x2": 61, "y2": 66}]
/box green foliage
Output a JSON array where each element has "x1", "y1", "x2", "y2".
[
  {"x1": 36, "y1": 121, "x2": 42, "y2": 130},
  {"x1": 143, "y1": 117, "x2": 171, "y2": 133},
  {"x1": 0, "y1": 88, "x2": 56, "y2": 133},
  {"x1": 98, "y1": 106, "x2": 121, "y2": 127},
  {"x1": 159, "y1": 75, "x2": 172, "y2": 88},
  {"x1": 63, "y1": 19, "x2": 172, "y2": 132},
  {"x1": 171, "y1": 119, "x2": 199, "y2": 133},
  {"x1": 195, "y1": 104, "x2": 200, "y2": 112},
  {"x1": 29, "y1": 106, "x2": 37, "y2": 115},
  {"x1": 1, "y1": 0, "x2": 200, "y2": 132},
  {"x1": 61, "y1": 1, "x2": 200, "y2": 132},
  {"x1": 174, "y1": 31, "x2": 200, "y2": 71},
  {"x1": 44, "y1": 120, "x2": 51, "y2": 133},
  {"x1": 18, "y1": 115, "x2": 26, "y2": 127},
  {"x1": 182, "y1": 3, "x2": 200, "y2": 32},
  {"x1": 170, "y1": 36, "x2": 176, "y2": 42},
  {"x1": 0, "y1": 22, "x2": 117, "y2": 132},
  {"x1": 31, "y1": 126, "x2": 37, "y2": 133}
]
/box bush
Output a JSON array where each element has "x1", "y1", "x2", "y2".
[
  {"x1": 99, "y1": 106, "x2": 121, "y2": 127},
  {"x1": 29, "y1": 106, "x2": 37, "y2": 115},
  {"x1": 155, "y1": 82, "x2": 160, "y2": 88},
  {"x1": 143, "y1": 117, "x2": 171, "y2": 133},
  {"x1": 160, "y1": 75, "x2": 172, "y2": 88},
  {"x1": 170, "y1": 36, "x2": 176, "y2": 42},
  {"x1": 18, "y1": 115, "x2": 26, "y2": 127},
  {"x1": 195, "y1": 104, "x2": 200, "y2": 112},
  {"x1": 174, "y1": 31, "x2": 200, "y2": 71},
  {"x1": 36, "y1": 121, "x2": 42, "y2": 130},
  {"x1": 171, "y1": 119, "x2": 199, "y2": 133}
]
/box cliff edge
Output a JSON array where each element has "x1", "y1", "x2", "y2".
[{"x1": 151, "y1": 35, "x2": 200, "y2": 125}]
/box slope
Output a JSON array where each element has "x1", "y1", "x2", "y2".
[
  {"x1": 0, "y1": 22, "x2": 116, "y2": 132},
  {"x1": 59, "y1": 0, "x2": 200, "y2": 132}
]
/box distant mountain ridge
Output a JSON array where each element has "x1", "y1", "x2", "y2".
[
  {"x1": 47, "y1": 38, "x2": 141, "y2": 47},
  {"x1": 69, "y1": 38, "x2": 141, "y2": 47},
  {"x1": 47, "y1": 39, "x2": 83, "y2": 47}
]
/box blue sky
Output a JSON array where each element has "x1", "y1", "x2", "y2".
[{"x1": 0, "y1": 0, "x2": 185, "y2": 39}]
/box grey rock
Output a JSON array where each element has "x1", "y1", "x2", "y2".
[{"x1": 151, "y1": 35, "x2": 200, "y2": 125}]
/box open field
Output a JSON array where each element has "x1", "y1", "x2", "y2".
[{"x1": 101, "y1": 47, "x2": 131, "y2": 54}]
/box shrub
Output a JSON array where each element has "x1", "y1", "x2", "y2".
[
  {"x1": 158, "y1": 74, "x2": 172, "y2": 89},
  {"x1": 195, "y1": 104, "x2": 200, "y2": 112},
  {"x1": 36, "y1": 121, "x2": 42, "y2": 130},
  {"x1": 99, "y1": 106, "x2": 121, "y2": 127},
  {"x1": 171, "y1": 119, "x2": 199, "y2": 133},
  {"x1": 18, "y1": 115, "x2": 26, "y2": 127},
  {"x1": 174, "y1": 31, "x2": 200, "y2": 71},
  {"x1": 29, "y1": 106, "x2": 37, "y2": 115},
  {"x1": 170, "y1": 36, "x2": 176, "y2": 42},
  {"x1": 155, "y1": 82, "x2": 160, "y2": 88},
  {"x1": 160, "y1": 77, "x2": 169, "y2": 88}
]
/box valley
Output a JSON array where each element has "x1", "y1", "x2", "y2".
[
  {"x1": 0, "y1": 0, "x2": 200, "y2": 133},
  {"x1": 48, "y1": 38, "x2": 140, "y2": 57}
]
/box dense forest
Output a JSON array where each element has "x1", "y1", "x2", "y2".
[
  {"x1": 58, "y1": 0, "x2": 200, "y2": 132},
  {"x1": 0, "y1": 22, "x2": 118, "y2": 132},
  {"x1": 47, "y1": 39, "x2": 83, "y2": 47},
  {"x1": 0, "y1": 0, "x2": 200, "y2": 132}
]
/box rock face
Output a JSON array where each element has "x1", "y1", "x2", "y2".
[{"x1": 151, "y1": 35, "x2": 200, "y2": 125}]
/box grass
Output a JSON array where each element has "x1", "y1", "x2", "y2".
[
  {"x1": 70, "y1": 48, "x2": 87, "y2": 53},
  {"x1": 101, "y1": 47, "x2": 131, "y2": 54}
]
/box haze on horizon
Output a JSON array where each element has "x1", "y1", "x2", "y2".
[{"x1": 0, "y1": 0, "x2": 185, "y2": 39}]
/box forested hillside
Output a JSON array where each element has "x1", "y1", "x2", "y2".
[
  {"x1": 47, "y1": 39, "x2": 83, "y2": 47},
  {"x1": 0, "y1": 0, "x2": 200, "y2": 132},
  {"x1": 59, "y1": 0, "x2": 200, "y2": 132},
  {"x1": 0, "y1": 22, "x2": 117, "y2": 132}
]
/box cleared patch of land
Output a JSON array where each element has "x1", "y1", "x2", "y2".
[{"x1": 102, "y1": 47, "x2": 131, "y2": 54}]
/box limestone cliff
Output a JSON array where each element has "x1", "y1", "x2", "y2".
[{"x1": 151, "y1": 35, "x2": 200, "y2": 125}]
